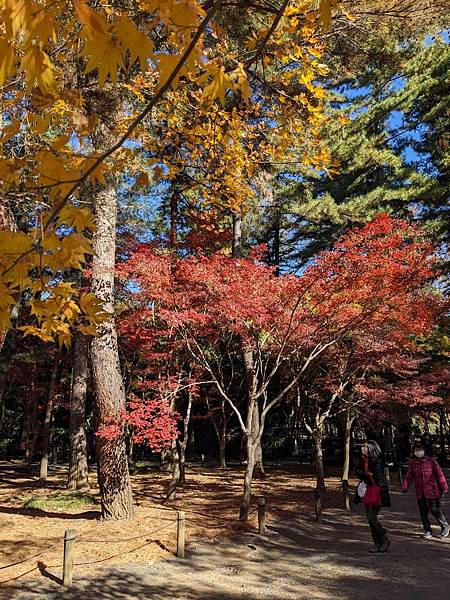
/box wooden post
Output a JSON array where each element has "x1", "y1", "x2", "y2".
[
  {"x1": 258, "y1": 497, "x2": 266, "y2": 535},
  {"x1": 62, "y1": 529, "x2": 77, "y2": 587},
  {"x1": 177, "y1": 510, "x2": 185, "y2": 558},
  {"x1": 314, "y1": 490, "x2": 322, "y2": 522},
  {"x1": 384, "y1": 465, "x2": 390, "y2": 483}
]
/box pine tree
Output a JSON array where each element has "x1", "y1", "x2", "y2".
[{"x1": 248, "y1": 37, "x2": 449, "y2": 269}]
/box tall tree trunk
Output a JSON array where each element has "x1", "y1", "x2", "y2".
[
  {"x1": 90, "y1": 94, "x2": 133, "y2": 519},
  {"x1": 240, "y1": 347, "x2": 259, "y2": 519},
  {"x1": 232, "y1": 212, "x2": 242, "y2": 258},
  {"x1": 273, "y1": 216, "x2": 280, "y2": 277},
  {"x1": 68, "y1": 332, "x2": 89, "y2": 491},
  {"x1": 240, "y1": 437, "x2": 257, "y2": 520},
  {"x1": 179, "y1": 391, "x2": 193, "y2": 485},
  {"x1": 219, "y1": 423, "x2": 227, "y2": 469},
  {"x1": 313, "y1": 426, "x2": 326, "y2": 495},
  {"x1": 338, "y1": 409, "x2": 355, "y2": 510},
  {"x1": 126, "y1": 428, "x2": 136, "y2": 474},
  {"x1": 207, "y1": 396, "x2": 228, "y2": 469},
  {"x1": 24, "y1": 364, "x2": 37, "y2": 469},
  {"x1": 39, "y1": 352, "x2": 61, "y2": 481},
  {"x1": 165, "y1": 440, "x2": 180, "y2": 502},
  {"x1": 169, "y1": 183, "x2": 178, "y2": 250},
  {"x1": 0, "y1": 197, "x2": 17, "y2": 352},
  {"x1": 252, "y1": 403, "x2": 265, "y2": 479},
  {"x1": 160, "y1": 446, "x2": 174, "y2": 472},
  {"x1": 0, "y1": 329, "x2": 15, "y2": 427}
]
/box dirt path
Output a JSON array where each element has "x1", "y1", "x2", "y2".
[{"x1": 6, "y1": 488, "x2": 450, "y2": 600}]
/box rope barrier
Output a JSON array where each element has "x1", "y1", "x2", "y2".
[
  {"x1": 74, "y1": 539, "x2": 157, "y2": 567},
  {"x1": 77, "y1": 521, "x2": 175, "y2": 544},
  {"x1": 0, "y1": 500, "x2": 262, "y2": 586},
  {"x1": 0, "y1": 542, "x2": 61, "y2": 570},
  {"x1": 0, "y1": 564, "x2": 41, "y2": 585},
  {"x1": 186, "y1": 506, "x2": 259, "y2": 543}
]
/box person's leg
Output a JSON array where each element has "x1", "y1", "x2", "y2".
[
  {"x1": 429, "y1": 499, "x2": 449, "y2": 532},
  {"x1": 366, "y1": 506, "x2": 388, "y2": 547},
  {"x1": 369, "y1": 506, "x2": 390, "y2": 551},
  {"x1": 365, "y1": 505, "x2": 381, "y2": 546},
  {"x1": 418, "y1": 498, "x2": 432, "y2": 533}
]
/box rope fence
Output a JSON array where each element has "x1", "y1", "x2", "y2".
[
  {"x1": 2, "y1": 474, "x2": 390, "y2": 588},
  {"x1": 0, "y1": 499, "x2": 267, "y2": 588}
]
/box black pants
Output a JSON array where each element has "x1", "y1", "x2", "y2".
[
  {"x1": 365, "y1": 505, "x2": 388, "y2": 546},
  {"x1": 418, "y1": 498, "x2": 449, "y2": 533}
]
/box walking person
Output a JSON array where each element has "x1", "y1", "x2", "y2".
[
  {"x1": 356, "y1": 440, "x2": 391, "y2": 552},
  {"x1": 402, "y1": 441, "x2": 449, "y2": 539}
]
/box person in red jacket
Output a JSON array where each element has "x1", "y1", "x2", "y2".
[{"x1": 402, "y1": 441, "x2": 449, "y2": 539}]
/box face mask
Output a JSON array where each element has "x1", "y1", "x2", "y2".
[{"x1": 415, "y1": 450, "x2": 425, "y2": 458}]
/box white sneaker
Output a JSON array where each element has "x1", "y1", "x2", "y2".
[
  {"x1": 441, "y1": 526, "x2": 449, "y2": 538},
  {"x1": 423, "y1": 531, "x2": 433, "y2": 539}
]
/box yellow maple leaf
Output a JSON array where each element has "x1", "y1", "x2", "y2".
[
  {"x1": 79, "y1": 292, "x2": 111, "y2": 323},
  {"x1": 54, "y1": 233, "x2": 92, "y2": 271},
  {"x1": 22, "y1": 46, "x2": 57, "y2": 93},
  {"x1": 156, "y1": 54, "x2": 183, "y2": 89},
  {"x1": 30, "y1": 114, "x2": 52, "y2": 135},
  {"x1": 58, "y1": 205, "x2": 95, "y2": 233},
  {"x1": 18, "y1": 324, "x2": 54, "y2": 342},
  {"x1": 0, "y1": 119, "x2": 20, "y2": 144},
  {"x1": 0, "y1": 37, "x2": 16, "y2": 86},
  {"x1": 82, "y1": 34, "x2": 124, "y2": 87},
  {"x1": 72, "y1": 0, "x2": 107, "y2": 38},
  {"x1": 202, "y1": 65, "x2": 231, "y2": 106},
  {"x1": 113, "y1": 15, "x2": 154, "y2": 71},
  {"x1": 230, "y1": 63, "x2": 251, "y2": 103}
]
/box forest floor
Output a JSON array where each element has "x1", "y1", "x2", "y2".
[{"x1": 1, "y1": 462, "x2": 450, "y2": 599}]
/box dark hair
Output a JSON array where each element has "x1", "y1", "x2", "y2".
[
  {"x1": 420, "y1": 435, "x2": 434, "y2": 457},
  {"x1": 366, "y1": 440, "x2": 382, "y2": 459}
]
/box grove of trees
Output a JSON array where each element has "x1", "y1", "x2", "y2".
[{"x1": 0, "y1": 0, "x2": 449, "y2": 521}]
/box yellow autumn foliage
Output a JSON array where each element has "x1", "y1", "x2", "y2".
[{"x1": 0, "y1": 0, "x2": 343, "y2": 345}]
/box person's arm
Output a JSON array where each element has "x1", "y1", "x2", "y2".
[
  {"x1": 432, "y1": 459, "x2": 449, "y2": 495},
  {"x1": 402, "y1": 460, "x2": 414, "y2": 492}
]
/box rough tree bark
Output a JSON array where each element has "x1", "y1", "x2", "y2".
[
  {"x1": 68, "y1": 332, "x2": 90, "y2": 491},
  {"x1": 90, "y1": 92, "x2": 133, "y2": 519},
  {"x1": 39, "y1": 352, "x2": 61, "y2": 481}
]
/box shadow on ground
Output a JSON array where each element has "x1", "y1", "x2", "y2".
[{"x1": 6, "y1": 489, "x2": 450, "y2": 600}]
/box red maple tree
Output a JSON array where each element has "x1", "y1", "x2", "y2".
[{"x1": 116, "y1": 214, "x2": 444, "y2": 517}]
